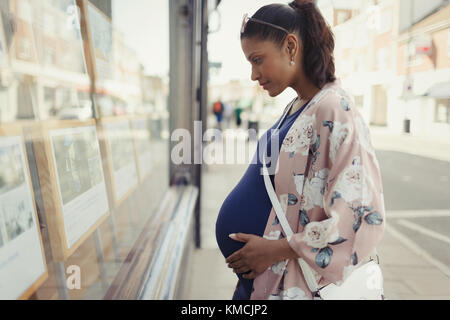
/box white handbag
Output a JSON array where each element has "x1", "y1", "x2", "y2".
[{"x1": 261, "y1": 153, "x2": 384, "y2": 300}]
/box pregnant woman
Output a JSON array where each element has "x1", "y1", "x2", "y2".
[{"x1": 215, "y1": 0, "x2": 385, "y2": 300}]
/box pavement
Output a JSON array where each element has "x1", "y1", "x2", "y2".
[{"x1": 181, "y1": 122, "x2": 450, "y2": 300}]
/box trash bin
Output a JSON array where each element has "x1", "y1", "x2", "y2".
[
  {"x1": 403, "y1": 119, "x2": 410, "y2": 133},
  {"x1": 248, "y1": 120, "x2": 259, "y2": 132},
  {"x1": 247, "y1": 120, "x2": 259, "y2": 142}
]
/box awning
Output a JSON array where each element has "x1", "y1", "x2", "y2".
[{"x1": 424, "y1": 81, "x2": 450, "y2": 99}]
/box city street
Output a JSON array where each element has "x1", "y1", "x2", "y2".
[
  {"x1": 376, "y1": 148, "x2": 450, "y2": 279},
  {"x1": 379, "y1": 150, "x2": 450, "y2": 210}
]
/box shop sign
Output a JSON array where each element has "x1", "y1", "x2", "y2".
[{"x1": 414, "y1": 34, "x2": 433, "y2": 56}]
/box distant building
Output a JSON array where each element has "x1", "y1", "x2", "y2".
[{"x1": 319, "y1": 0, "x2": 450, "y2": 137}]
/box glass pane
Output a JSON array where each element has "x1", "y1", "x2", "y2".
[{"x1": 0, "y1": 0, "x2": 169, "y2": 300}]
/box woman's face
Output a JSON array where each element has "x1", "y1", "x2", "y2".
[{"x1": 241, "y1": 37, "x2": 297, "y2": 97}]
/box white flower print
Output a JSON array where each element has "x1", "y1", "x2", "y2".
[
  {"x1": 302, "y1": 169, "x2": 330, "y2": 210},
  {"x1": 334, "y1": 156, "x2": 373, "y2": 205},
  {"x1": 264, "y1": 230, "x2": 281, "y2": 240},
  {"x1": 329, "y1": 121, "x2": 351, "y2": 164},
  {"x1": 299, "y1": 187, "x2": 314, "y2": 211},
  {"x1": 271, "y1": 261, "x2": 286, "y2": 275},
  {"x1": 281, "y1": 115, "x2": 317, "y2": 156},
  {"x1": 279, "y1": 194, "x2": 288, "y2": 214},
  {"x1": 293, "y1": 173, "x2": 305, "y2": 196},
  {"x1": 302, "y1": 211, "x2": 340, "y2": 249},
  {"x1": 280, "y1": 287, "x2": 309, "y2": 300}
]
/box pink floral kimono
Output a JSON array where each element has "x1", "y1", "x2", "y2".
[{"x1": 251, "y1": 80, "x2": 386, "y2": 300}]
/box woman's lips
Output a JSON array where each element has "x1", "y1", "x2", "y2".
[{"x1": 261, "y1": 82, "x2": 270, "y2": 89}]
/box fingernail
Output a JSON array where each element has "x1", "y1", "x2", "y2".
[{"x1": 229, "y1": 233, "x2": 236, "y2": 239}]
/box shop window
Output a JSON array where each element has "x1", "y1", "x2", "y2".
[
  {"x1": 406, "y1": 41, "x2": 423, "y2": 67},
  {"x1": 0, "y1": 0, "x2": 169, "y2": 300},
  {"x1": 435, "y1": 99, "x2": 450, "y2": 124}
]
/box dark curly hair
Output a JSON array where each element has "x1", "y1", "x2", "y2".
[{"x1": 240, "y1": 1, "x2": 336, "y2": 89}]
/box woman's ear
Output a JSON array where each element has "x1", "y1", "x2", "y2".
[{"x1": 285, "y1": 34, "x2": 300, "y2": 59}]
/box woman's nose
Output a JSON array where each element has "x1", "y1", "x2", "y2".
[{"x1": 251, "y1": 66, "x2": 260, "y2": 81}]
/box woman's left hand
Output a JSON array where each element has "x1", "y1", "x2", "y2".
[{"x1": 225, "y1": 233, "x2": 281, "y2": 280}]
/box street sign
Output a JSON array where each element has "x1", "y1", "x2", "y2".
[{"x1": 414, "y1": 34, "x2": 433, "y2": 56}]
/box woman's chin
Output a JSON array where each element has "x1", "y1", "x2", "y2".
[{"x1": 267, "y1": 89, "x2": 281, "y2": 97}]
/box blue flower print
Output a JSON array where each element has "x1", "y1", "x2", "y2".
[
  {"x1": 323, "y1": 120, "x2": 334, "y2": 133},
  {"x1": 341, "y1": 98, "x2": 350, "y2": 111},
  {"x1": 316, "y1": 247, "x2": 333, "y2": 269}
]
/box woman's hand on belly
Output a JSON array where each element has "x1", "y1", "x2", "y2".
[{"x1": 225, "y1": 233, "x2": 299, "y2": 280}]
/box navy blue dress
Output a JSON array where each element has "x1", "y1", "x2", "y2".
[{"x1": 215, "y1": 100, "x2": 309, "y2": 300}]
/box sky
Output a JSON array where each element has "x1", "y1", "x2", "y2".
[
  {"x1": 111, "y1": 0, "x2": 290, "y2": 82},
  {"x1": 208, "y1": 0, "x2": 290, "y2": 84}
]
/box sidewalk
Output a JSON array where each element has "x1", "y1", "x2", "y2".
[
  {"x1": 369, "y1": 126, "x2": 450, "y2": 163},
  {"x1": 182, "y1": 126, "x2": 450, "y2": 300}
]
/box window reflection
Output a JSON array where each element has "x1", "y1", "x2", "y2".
[{"x1": 0, "y1": 0, "x2": 169, "y2": 300}]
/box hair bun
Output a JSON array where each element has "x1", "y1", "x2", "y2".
[
  {"x1": 295, "y1": 0, "x2": 315, "y2": 4},
  {"x1": 290, "y1": 0, "x2": 315, "y2": 9}
]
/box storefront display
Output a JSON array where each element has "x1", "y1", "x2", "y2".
[
  {"x1": 0, "y1": 126, "x2": 48, "y2": 299},
  {"x1": 0, "y1": 0, "x2": 171, "y2": 300},
  {"x1": 10, "y1": 0, "x2": 38, "y2": 64},
  {"x1": 34, "y1": 121, "x2": 110, "y2": 260},
  {"x1": 32, "y1": 0, "x2": 87, "y2": 74},
  {"x1": 50, "y1": 124, "x2": 109, "y2": 249},
  {"x1": 101, "y1": 118, "x2": 139, "y2": 205},
  {"x1": 87, "y1": 2, "x2": 113, "y2": 80}
]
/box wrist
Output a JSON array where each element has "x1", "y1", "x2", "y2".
[{"x1": 273, "y1": 238, "x2": 299, "y2": 261}]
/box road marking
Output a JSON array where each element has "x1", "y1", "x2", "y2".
[
  {"x1": 387, "y1": 210, "x2": 450, "y2": 219},
  {"x1": 397, "y1": 219, "x2": 450, "y2": 245},
  {"x1": 385, "y1": 225, "x2": 450, "y2": 278}
]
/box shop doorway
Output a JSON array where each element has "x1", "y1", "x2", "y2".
[{"x1": 371, "y1": 85, "x2": 388, "y2": 126}]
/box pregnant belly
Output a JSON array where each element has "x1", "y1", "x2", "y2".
[{"x1": 215, "y1": 167, "x2": 272, "y2": 260}]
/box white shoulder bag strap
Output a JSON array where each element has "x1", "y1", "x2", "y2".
[
  {"x1": 260, "y1": 97, "x2": 321, "y2": 293},
  {"x1": 261, "y1": 156, "x2": 321, "y2": 292}
]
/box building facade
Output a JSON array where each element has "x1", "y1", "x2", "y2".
[{"x1": 320, "y1": 0, "x2": 450, "y2": 137}]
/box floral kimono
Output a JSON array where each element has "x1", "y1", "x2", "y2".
[{"x1": 251, "y1": 80, "x2": 386, "y2": 300}]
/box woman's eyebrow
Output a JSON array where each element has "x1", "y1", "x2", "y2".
[{"x1": 247, "y1": 52, "x2": 260, "y2": 61}]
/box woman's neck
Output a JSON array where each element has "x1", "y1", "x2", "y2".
[{"x1": 288, "y1": 74, "x2": 321, "y2": 116}]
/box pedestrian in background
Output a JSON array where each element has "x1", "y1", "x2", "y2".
[
  {"x1": 234, "y1": 105, "x2": 243, "y2": 128},
  {"x1": 213, "y1": 99, "x2": 224, "y2": 130},
  {"x1": 223, "y1": 101, "x2": 234, "y2": 129},
  {"x1": 215, "y1": 0, "x2": 385, "y2": 300}
]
